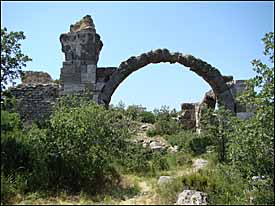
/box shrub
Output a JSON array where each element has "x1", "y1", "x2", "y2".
[
  {"x1": 205, "y1": 165, "x2": 248, "y2": 205},
  {"x1": 189, "y1": 136, "x2": 212, "y2": 155},
  {"x1": 23, "y1": 96, "x2": 131, "y2": 193},
  {"x1": 1, "y1": 110, "x2": 22, "y2": 133},
  {"x1": 147, "y1": 119, "x2": 181, "y2": 136},
  {"x1": 156, "y1": 176, "x2": 183, "y2": 204},
  {"x1": 165, "y1": 131, "x2": 197, "y2": 152},
  {"x1": 1, "y1": 175, "x2": 16, "y2": 204},
  {"x1": 1, "y1": 110, "x2": 33, "y2": 175},
  {"x1": 153, "y1": 105, "x2": 178, "y2": 121},
  {"x1": 157, "y1": 164, "x2": 249, "y2": 205},
  {"x1": 126, "y1": 104, "x2": 145, "y2": 121},
  {"x1": 248, "y1": 176, "x2": 274, "y2": 205},
  {"x1": 119, "y1": 143, "x2": 152, "y2": 174},
  {"x1": 151, "y1": 153, "x2": 170, "y2": 172},
  {"x1": 1, "y1": 135, "x2": 33, "y2": 175},
  {"x1": 174, "y1": 152, "x2": 193, "y2": 167},
  {"x1": 146, "y1": 129, "x2": 159, "y2": 137},
  {"x1": 140, "y1": 111, "x2": 156, "y2": 124},
  {"x1": 1, "y1": 174, "x2": 28, "y2": 204}
]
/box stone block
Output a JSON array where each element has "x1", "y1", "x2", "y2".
[
  {"x1": 87, "y1": 64, "x2": 96, "y2": 73},
  {"x1": 237, "y1": 112, "x2": 254, "y2": 120},
  {"x1": 93, "y1": 94, "x2": 99, "y2": 102},
  {"x1": 81, "y1": 64, "x2": 87, "y2": 72},
  {"x1": 95, "y1": 82, "x2": 105, "y2": 91},
  {"x1": 63, "y1": 83, "x2": 84, "y2": 93},
  {"x1": 81, "y1": 72, "x2": 89, "y2": 83}
]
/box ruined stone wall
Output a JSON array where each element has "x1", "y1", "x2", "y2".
[
  {"x1": 9, "y1": 84, "x2": 60, "y2": 123},
  {"x1": 8, "y1": 15, "x2": 251, "y2": 126},
  {"x1": 59, "y1": 15, "x2": 103, "y2": 102},
  {"x1": 179, "y1": 79, "x2": 253, "y2": 131},
  {"x1": 9, "y1": 71, "x2": 60, "y2": 123},
  {"x1": 228, "y1": 80, "x2": 254, "y2": 119},
  {"x1": 92, "y1": 67, "x2": 117, "y2": 103},
  {"x1": 21, "y1": 71, "x2": 53, "y2": 85}
]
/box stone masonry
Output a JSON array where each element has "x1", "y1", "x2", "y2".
[
  {"x1": 59, "y1": 14, "x2": 103, "y2": 102},
  {"x1": 9, "y1": 15, "x2": 252, "y2": 124},
  {"x1": 178, "y1": 79, "x2": 253, "y2": 131},
  {"x1": 9, "y1": 71, "x2": 60, "y2": 123},
  {"x1": 58, "y1": 15, "x2": 236, "y2": 112}
]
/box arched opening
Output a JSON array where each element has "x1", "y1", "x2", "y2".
[
  {"x1": 98, "y1": 49, "x2": 235, "y2": 112},
  {"x1": 110, "y1": 62, "x2": 212, "y2": 111}
]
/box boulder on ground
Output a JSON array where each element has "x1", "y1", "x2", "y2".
[
  {"x1": 157, "y1": 176, "x2": 174, "y2": 185},
  {"x1": 175, "y1": 190, "x2": 208, "y2": 205}
]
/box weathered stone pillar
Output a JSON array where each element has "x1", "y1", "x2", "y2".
[
  {"x1": 59, "y1": 15, "x2": 103, "y2": 100},
  {"x1": 229, "y1": 80, "x2": 255, "y2": 119}
]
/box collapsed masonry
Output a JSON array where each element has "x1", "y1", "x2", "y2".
[
  {"x1": 178, "y1": 80, "x2": 254, "y2": 131},
  {"x1": 9, "y1": 15, "x2": 253, "y2": 126}
]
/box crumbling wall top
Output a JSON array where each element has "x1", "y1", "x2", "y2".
[
  {"x1": 21, "y1": 71, "x2": 53, "y2": 85},
  {"x1": 70, "y1": 15, "x2": 96, "y2": 33}
]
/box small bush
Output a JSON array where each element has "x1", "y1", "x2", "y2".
[
  {"x1": 18, "y1": 96, "x2": 132, "y2": 194},
  {"x1": 1, "y1": 175, "x2": 16, "y2": 204},
  {"x1": 1, "y1": 110, "x2": 33, "y2": 175},
  {"x1": 157, "y1": 164, "x2": 252, "y2": 205},
  {"x1": 1, "y1": 110, "x2": 22, "y2": 133},
  {"x1": 249, "y1": 177, "x2": 274, "y2": 205},
  {"x1": 125, "y1": 104, "x2": 145, "y2": 121},
  {"x1": 189, "y1": 136, "x2": 212, "y2": 155},
  {"x1": 165, "y1": 131, "x2": 198, "y2": 152},
  {"x1": 174, "y1": 152, "x2": 193, "y2": 167},
  {"x1": 140, "y1": 111, "x2": 156, "y2": 124},
  {"x1": 120, "y1": 143, "x2": 152, "y2": 174},
  {"x1": 1, "y1": 135, "x2": 33, "y2": 175},
  {"x1": 156, "y1": 176, "x2": 183, "y2": 204},
  {"x1": 147, "y1": 119, "x2": 181, "y2": 136},
  {"x1": 1, "y1": 174, "x2": 28, "y2": 204},
  {"x1": 151, "y1": 153, "x2": 170, "y2": 172},
  {"x1": 146, "y1": 129, "x2": 158, "y2": 137}
]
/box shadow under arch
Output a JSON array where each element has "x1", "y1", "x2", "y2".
[{"x1": 98, "y1": 49, "x2": 235, "y2": 112}]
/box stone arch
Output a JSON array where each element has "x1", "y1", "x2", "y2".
[{"x1": 98, "y1": 49, "x2": 235, "y2": 112}]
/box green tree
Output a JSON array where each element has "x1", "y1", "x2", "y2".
[
  {"x1": 25, "y1": 96, "x2": 131, "y2": 193},
  {"x1": 228, "y1": 32, "x2": 274, "y2": 178},
  {"x1": 1, "y1": 27, "x2": 32, "y2": 93}
]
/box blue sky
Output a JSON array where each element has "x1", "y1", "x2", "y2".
[{"x1": 1, "y1": 1, "x2": 274, "y2": 111}]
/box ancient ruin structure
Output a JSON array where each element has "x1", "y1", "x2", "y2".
[
  {"x1": 59, "y1": 15, "x2": 235, "y2": 112},
  {"x1": 9, "y1": 72, "x2": 59, "y2": 122},
  {"x1": 59, "y1": 14, "x2": 103, "y2": 98},
  {"x1": 178, "y1": 79, "x2": 253, "y2": 130},
  {"x1": 9, "y1": 15, "x2": 252, "y2": 125}
]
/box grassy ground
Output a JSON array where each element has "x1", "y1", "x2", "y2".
[
  {"x1": 6, "y1": 124, "x2": 210, "y2": 205},
  {"x1": 9, "y1": 160, "x2": 207, "y2": 205}
]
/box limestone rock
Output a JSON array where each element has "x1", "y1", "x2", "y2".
[
  {"x1": 150, "y1": 141, "x2": 165, "y2": 151},
  {"x1": 157, "y1": 176, "x2": 175, "y2": 185},
  {"x1": 192, "y1": 159, "x2": 208, "y2": 170},
  {"x1": 168, "y1": 145, "x2": 179, "y2": 153},
  {"x1": 251, "y1": 176, "x2": 265, "y2": 181},
  {"x1": 175, "y1": 190, "x2": 208, "y2": 205},
  {"x1": 140, "y1": 123, "x2": 154, "y2": 131}
]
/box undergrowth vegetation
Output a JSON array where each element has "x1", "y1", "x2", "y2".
[{"x1": 1, "y1": 31, "x2": 274, "y2": 205}]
